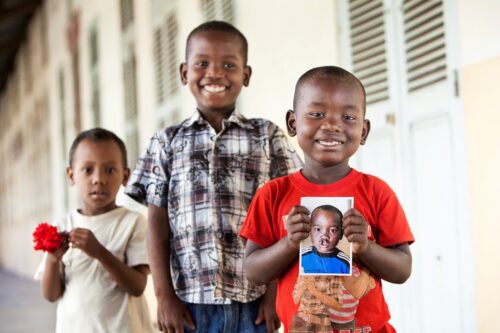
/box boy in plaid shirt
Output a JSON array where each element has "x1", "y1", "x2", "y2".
[{"x1": 125, "y1": 21, "x2": 302, "y2": 332}]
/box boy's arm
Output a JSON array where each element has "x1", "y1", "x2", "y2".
[
  {"x1": 148, "y1": 204, "x2": 195, "y2": 332},
  {"x1": 343, "y1": 208, "x2": 412, "y2": 284},
  {"x1": 69, "y1": 228, "x2": 149, "y2": 296},
  {"x1": 255, "y1": 280, "x2": 281, "y2": 333},
  {"x1": 41, "y1": 246, "x2": 68, "y2": 302},
  {"x1": 357, "y1": 242, "x2": 411, "y2": 284},
  {"x1": 244, "y1": 205, "x2": 311, "y2": 284}
]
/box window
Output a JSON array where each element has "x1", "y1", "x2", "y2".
[
  {"x1": 24, "y1": 44, "x2": 33, "y2": 93},
  {"x1": 151, "y1": 2, "x2": 182, "y2": 128},
  {"x1": 58, "y1": 68, "x2": 69, "y2": 209},
  {"x1": 120, "y1": 0, "x2": 134, "y2": 30},
  {"x1": 41, "y1": 7, "x2": 49, "y2": 65},
  {"x1": 200, "y1": 0, "x2": 235, "y2": 23},
  {"x1": 153, "y1": 13, "x2": 179, "y2": 105},
  {"x1": 347, "y1": 0, "x2": 389, "y2": 105},
  {"x1": 403, "y1": 0, "x2": 447, "y2": 92},
  {"x1": 121, "y1": 0, "x2": 139, "y2": 167},
  {"x1": 89, "y1": 24, "x2": 100, "y2": 126},
  {"x1": 123, "y1": 46, "x2": 140, "y2": 167}
]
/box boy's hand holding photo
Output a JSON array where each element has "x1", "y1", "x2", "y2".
[
  {"x1": 285, "y1": 205, "x2": 311, "y2": 250},
  {"x1": 342, "y1": 208, "x2": 369, "y2": 254}
]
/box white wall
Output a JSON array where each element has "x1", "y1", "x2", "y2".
[
  {"x1": 457, "y1": 0, "x2": 500, "y2": 66},
  {"x1": 457, "y1": 1, "x2": 500, "y2": 332},
  {"x1": 238, "y1": 0, "x2": 339, "y2": 132}
]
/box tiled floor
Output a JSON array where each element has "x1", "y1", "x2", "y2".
[{"x1": 0, "y1": 269, "x2": 56, "y2": 333}]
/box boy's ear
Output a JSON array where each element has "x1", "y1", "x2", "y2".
[
  {"x1": 180, "y1": 63, "x2": 188, "y2": 85},
  {"x1": 243, "y1": 65, "x2": 252, "y2": 87},
  {"x1": 122, "y1": 167, "x2": 130, "y2": 186},
  {"x1": 360, "y1": 119, "x2": 371, "y2": 145},
  {"x1": 286, "y1": 110, "x2": 297, "y2": 137},
  {"x1": 66, "y1": 167, "x2": 75, "y2": 186}
]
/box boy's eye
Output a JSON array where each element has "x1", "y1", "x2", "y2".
[
  {"x1": 83, "y1": 167, "x2": 93, "y2": 174},
  {"x1": 308, "y1": 112, "x2": 324, "y2": 119},
  {"x1": 196, "y1": 61, "x2": 208, "y2": 67},
  {"x1": 223, "y1": 63, "x2": 235, "y2": 69},
  {"x1": 330, "y1": 227, "x2": 339, "y2": 233},
  {"x1": 343, "y1": 114, "x2": 356, "y2": 121},
  {"x1": 313, "y1": 226, "x2": 321, "y2": 232},
  {"x1": 106, "y1": 167, "x2": 116, "y2": 174}
]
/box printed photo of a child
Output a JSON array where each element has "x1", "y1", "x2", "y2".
[{"x1": 299, "y1": 197, "x2": 353, "y2": 276}]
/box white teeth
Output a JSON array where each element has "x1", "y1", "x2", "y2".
[
  {"x1": 204, "y1": 85, "x2": 226, "y2": 93},
  {"x1": 318, "y1": 140, "x2": 342, "y2": 146}
]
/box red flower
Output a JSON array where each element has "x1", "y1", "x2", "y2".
[{"x1": 33, "y1": 223, "x2": 63, "y2": 253}]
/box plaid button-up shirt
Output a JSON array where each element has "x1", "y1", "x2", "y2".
[{"x1": 125, "y1": 110, "x2": 302, "y2": 304}]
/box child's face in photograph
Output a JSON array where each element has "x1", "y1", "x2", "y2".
[
  {"x1": 288, "y1": 79, "x2": 369, "y2": 170},
  {"x1": 311, "y1": 209, "x2": 342, "y2": 254},
  {"x1": 180, "y1": 31, "x2": 251, "y2": 115},
  {"x1": 67, "y1": 139, "x2": 129, "y2": 216}
]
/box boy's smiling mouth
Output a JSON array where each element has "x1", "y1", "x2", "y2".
[
  {"x1": 203, "y1": 84, "x2": 227, "y2": 93},
  {"x1": 317, "y1": 139, "x2": 344, "y2": 147}
]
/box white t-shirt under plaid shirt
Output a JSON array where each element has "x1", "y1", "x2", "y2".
[{"x1": 125, "y1": 110, "x2": 302, "y2": 304}]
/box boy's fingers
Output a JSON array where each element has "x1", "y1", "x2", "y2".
[
  {"x1": 184, "y1": 311, "x2": 195, "y2": 330},
  {"x1": 288, "y1": 205, "x2": 310, "y2": 216},
  {"x1": 268, "y1": 317, "x2": 281, "y2": 333},
  {"x1": 274, "y1": 317, "x2": 281, "y2": 329},
  {"x1": 254, "y1": 309, "x2": 264, "y2": 324},
  {"x1": 343, "y1": 208, "x2": 361, "y2": 218},
  {"x1": 287, "y1": 212, "x2": 311, "y2": 226},
  {"x1": 343, "y1": 219, "x2": 368, "y2": 233},
  {"x1": 287, "y1": 222, "x2": 310, "y2": 235}
]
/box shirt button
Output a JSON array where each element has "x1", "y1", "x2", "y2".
[{"x1": 216, "y1": 232, "x2": 223, "y2": 239}]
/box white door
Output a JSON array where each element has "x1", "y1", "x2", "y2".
[{"x1": 340, "y1": 0, "x2": 475, "y2": 331}]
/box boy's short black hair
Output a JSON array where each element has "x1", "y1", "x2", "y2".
[
  {"x1": 311, "y1": 204, "x2": 344, "y2": 239},
  {"x1": 69, "y1": 128, "x2": 128, "y2": 168},
  {"x1": 293, "y1": 66, "x2": 366, "y2": 114},
  {"x1": 311, "y1": 205, "x2": 343, "y2": 226},
  {"x1": 185, "y1": 20, "x2": 248, "y2": 64}
]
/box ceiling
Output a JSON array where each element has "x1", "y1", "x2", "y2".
[{"x1": 0, "y1": 0, "x2": 42, "y2": 94}]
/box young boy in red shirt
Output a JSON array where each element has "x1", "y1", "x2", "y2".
[{"x1": 240, "y1": 66, "x2": 414, "y2": 332}]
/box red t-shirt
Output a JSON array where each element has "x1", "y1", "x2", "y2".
[{"x1": 240, "y1": 169, "x2": 414, "y2": 333}]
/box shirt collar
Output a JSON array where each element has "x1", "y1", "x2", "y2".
[
  {"x1": 312, "y1": 246, "x2": 340, "y2": 258},
  {"x1": 182, "y1": 109, "x2": 254, "y2": 129}
]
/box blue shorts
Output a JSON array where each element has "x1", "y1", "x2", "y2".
[{"x1": 183, "y1": 299, "x2": 267, "y2": 333}]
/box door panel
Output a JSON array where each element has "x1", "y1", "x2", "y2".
[
  {"x1": 341, "y1": 0, "x2": 473, "y2": 331},
  {"x1": 411, "y1": 115, "x2": 461, "y2": 331}
]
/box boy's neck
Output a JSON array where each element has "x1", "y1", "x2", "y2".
[
  {"x1": 301, "y1": 162, "x2": 352, "y2": 185},
  {"x1": 198, "y1": 108, "x2": 235, "y2": 133},
  {"x1": 78, "y1": 203, "x2": 119, "y2": 217}
]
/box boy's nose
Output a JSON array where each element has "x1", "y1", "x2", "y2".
[
  {"x1": 320, "y1": 117, "x2": 341, "y2": 131},
  {"x1": 206, "y1": 64, "x2": 224, "y2": 78},
  {"x1": 92, "y1": 170, "x2": 106, "y2": 184}
]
